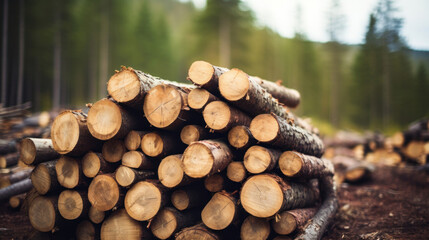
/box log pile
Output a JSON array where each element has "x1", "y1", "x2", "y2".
[{"x1": 6, "y1": 62, "x2": 337, "y2": 239}]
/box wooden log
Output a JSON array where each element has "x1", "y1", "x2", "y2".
[
  {"x1": 31, "y1": 160, "x2": 61, "y2": 195},
  {"x1": 150, "y1": 207, "x2": 199, "y2": 239},
  {"x1": 88, "y1": 174, "x2": 121, "y2": 211},
  {"x1": 402, "y1": 141, "x2": 426, "y2": 160},
  {"x1": 0, "y1": 152, "x2": 19, "y2": 168},
  {"x1": 331, "y1": 156, "x2": 374, "y2": 182},
  {"x1": 0, "y1": 139, "x2": 17, "y2": 154},
  {"x1": 243, "y1": 146, "x2": 282, "y2": 174},
  {"x1": 20, "y1": 138, "x2": 60, "y2": 165},
  {"x1": 188, "y1": 88, "x2": 219, "y2": 111},
  {"x1": 171, "y1": 185, "x2": 209, "y2": 211},
  {"x1": 6, "y1": 168, "x2": 32, "y2": 184},
  {"x1": 228, "y1": 125, "x2": 256, "y2": 151},
  {"x1": 226, "y1": 161, "x2": 247, "y2": 183},
  {"x1": 204, "y1": 174, "x2": 225, "y2": 193},
  {"x1": 76, "y1": 220, "x2": 99, "y2": 240},
  {"x1": 58, "y1": 190, "x2": 90, "y2": 220},
  {"x1": 256, "y1": 78, "x2": 300, "y2": 108},
  {"x1": 158, "y1": 154, "x2": 194, "y2": 188},
  {"x1": 55, "y1": 156, "x2": 87, "y2": 189},
  {"x1": 183, "y1": 140, "x2": 233, "y2": 178},
  {"x1": 0, "y1": 178, "x2": 32, "y2": 201},
  {"x1": 240, "y1": 215, "x2": 270, "y2": 240},
  {"x1": 180, "y1": 124, "x2": 214, "y2": 145},
  {"x1": 201, "y1": 191, "x2": 238, "y2": 230},
  {"x1": 143, "y1": 84, "x2": 196, "y2": 130},
  {"x1": 279, "y1": 151, "x2": 334, "y2": 178},
  {"x1": 115, "y1": 166, "x2": 155, "y2": 187},
  {"x1": 250, "y1": 114, "x2": 324, "y2": 157},
  {"x1": 187, "y1": 60, "x2": 229, "y2": 94},
  {"x1": 102, "y1": 139, "x2": 126, "y2": 163},
  {"x1": 87, "y1": 98, "x2": 148, "y2": 140},
  {"x1": 141, "y1": 131, "x2": 185, "y2": 158},
  {"x1": 175, "y1": 223, "x2": 221, "y2": 240},
  {"x1": 28, "y1": 195, "x2": 60, "y2": 232},
  {"x1": 240, "y1": 174, "x2": 318, "y2": 218},
  {"x1": 88, "y1": 205, "x2": 105, "y2": 224},
  {"x1": 51, "y1": 111, "x2": 102, "y2": 156},
  {"x1": 100, "y1": 208, "x2": 152, "y2": 240},
  {"x1": 9, "y1": 194, "x2": 25, "y2": 209},
  {"x1": 124, "y1": 130, "x2": 148, "y2": 151},
  {"x1": 124, "y1": 180, "x2": 167, "y2": 221},
  {"x1": 203, "y1": 101, "x2": 251, "y2": 133},
  {"x1": 272, "y1": 208, "x2": 317, "y2": 235},
  {"x1": 82, "y1": 152, "x2": 117, "y2": 178},
  {"x1": 122, "y1": 151, "x2": 154, "y2": 170}
]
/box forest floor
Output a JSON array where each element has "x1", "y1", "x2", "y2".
[{"x1": 0, "y1": 165, "x2": 428, "y2": 240}]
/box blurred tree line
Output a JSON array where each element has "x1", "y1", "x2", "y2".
[{"x1": 0, "y1": 0, "x2": 428, "y2": 131}]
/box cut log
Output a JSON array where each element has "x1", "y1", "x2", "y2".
[
  {"x1": 187, "y1": 60, "x2": 229, "y2": 94},
  {"x1": 0, "y1": 152, "x2": 20, "y2": 168},
  {"x1": 171, "y1": 186, "x2": 209, "y2": 211},
  {"x1": 226, "y1": 161, "x2": 247, "y2": 182},
  {"x1": 228, "y1": 125, "x2": 256, "y2": 151},
  {"x1": 175, "y1": 223, "x2": 221, "y2": 240},
  {"x1": 124, "y1": 180, "x2": 167, "y2": 221},
  {"x1": 279, "y1": 151, "x2": 334, "y2": 178},
  {"x1": 9, "y1": 194, "x2": 25, "y2": 209},
  {"x1": 7, "y1": 168, "x2": 32, "y2": 184},
  {"x1": 143, "y1": 84, "x2": 196, "y2": 130},
  {"x1": 88, "y1": 205, "x2": 105, "y2": 224},
  {"x1": 256, "y1": 78, "x2": 300, "y2": 108},
  {"x1": 122, "y1": 151, "x2": 154, "y2": 170},
  {"x1": 158, "y1": 154, "x2": 193, "y2": 188},
  {"x1": 181, "y1": 124, "x2": 213, "y2": 145},
  {"x1": 100, "y1": 208, "x2": 151, "y2": 240},
  {"x1": 331, "y1": 156, "x2": 374, "y2": 182},
  {"x1": 20, "y1": 138, "x2": 60, "y2": 165},
  {"x1": 240, "y1": 174, "x2": 318, "y2": 218},
  {"x1": 58, "y1": 190, "x2": 89, "y2": 220},
  {"x1": 250, "y1": 114, "x2": 324, "y2": 157},
  {"x1": 243, "y1": 146, "x2": 281, "y2": 174},
  {"x1": 115, "y1": 165, "x2": 155, "y2": 187},
  {"x1": 82, "y1": 152, "x2": 117, "y2": 178},
  {"x1": 51, "y1": 111, "x2": 102, "y2": 156},
  {"x1": 201, "y1": 191, "x2": 238, "y2": 230},
  {"x1": 31, "y1": 160, "x2": 61, "y2": 195},
  {"x1": 203, "y1": 101, "x2": 251, "y2": 133},
  {"x1": 0, "y1": 178, "x2": 32, "y2": 201},
  {"x1": 28, "y1": 195, "x2": 60, "y2": 232},
  {"x1": 403, "y1": 141, "x2": 426, "y2": 160},
  {"x1": 88, "y1": 174, "x2": 121, "y2": 211},
  {"x1": 0, "y1": 139, "x2": 17, "y2": 154},
  {"x1": 55, "y1": 156, "x2": 87, "y2": 189},
  {"x1": 188, "y1": 88, "x2": 219, "y2": 111},
  {"x1": 141, "y1": 131, "x2": 185, "y2": 158},
  {"x1": 240, "y1": 215, "x2": 270, "y2": 240},
  {"x1": 76, "y1": 220, "x2": 99, "y2": 240},
  {"x1": 183, "y1": 140, "x2": 233, "y2": 178},
  {"x1": 124, "y1": 130, "x2": 148, "y2": 151},
  {"x1": 102, "y1": 139, "x2": 126, "y2": 163},
  {"x1": 272, "y1": 208, "x2": 317, "y2": 235},
  {"x1": 151, "y1": 207, "x2": 199, "y2": 239},
  {"x1": 204, "y1": 174, "x2": 225, "y2": 193},
  {"x1": 87, "y1": 98, "x2": 148, "y2": 140}
]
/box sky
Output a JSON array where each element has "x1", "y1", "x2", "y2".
[{"x1": 185, "y1": 0, "x2": 429, "y2": 51}]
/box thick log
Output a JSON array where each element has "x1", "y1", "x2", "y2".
[
  {"x1": 279, "y1": 151, "x2": 334, "y2": 178},
  {"x1": 55, "y1": 156, "x2": 87, "y2": 189},
  {"x1": 158, "y1": 154, "x2": 194, "y2": 188},
  {"x1": 87, "y1": 98, "x2": 148, "y2": 140},
  {"x1": 250, "y1": 114, "x2": 324, "y2": 157},
  {"x1": 20, "y1": 138, "x2": 60, "y2": 165},
  {"x1": 187, "y1": 60, "x2": 229, "y2": 94},
  {"x1": 102, "y1": 139, "x2": 126, "y2": 163},
  {"x1": 124, "y1": 180, "x2": 167, "y2": 221},
  {"x1": 0, "y1": 139, "x2": 17, "y2": 154},
  {"x1": 82, "y1": 152, "x2": 117, "y2": 178},
  {"x1": 151, "y1": 207, "x2": 199, "y2": 239},
  {"x1": 204, "y1": 174, "x2": 225, "y2": 193},
  {"x1": 141, "y1": 131, "x2": 185, "y2": 158},
  {"x1": 58, "y1": 190, "x2": 90, "y2": 220},
  {"x1": 240, "y1": 216, "x2": 270, "y2": 240},
  {"x1": 88, "y1": 205, "x2": 105, "y2": 224},
  {"x1": 183, "y1": 140, "x2": 233, "y2": 178},
  {"x1": 228, "y1": 125, "x2": 256, "y2": 151},
  {"x1": 51, "y1": 111, "x2": 102, "y2": 156},
  {"x1": 188, "y1": 88, "x2": 219, "y2": 111},
  {"x1": 272, "y1": 208, "x2": 317, "y2": 235},
  {"x1": 201, "y1": 191, "x2": 238, "y2": 230},
  {"x1": 0, "y1": 152, "x2": 20, "y2": 168},
  {"x1": 76, "y1": 220, "x2": 99, "y2": 240},
  {"x1": 181, "y1": 124, "x2": 214, "y2": 145},
  {"x1": 122, "y1": 151, "x2": 154, "y2": 170},
  {"x1": 240, "y1": 174, "x2": 318, "y2": 218},
  {"x1": 124, "y1": 130, "x2": 148, "y2": 151},
  {"x1": 115, "y1": 166, "x2": 155, "y2": 187},
  {"x1": 28, "y1": 195, "x2": 60, "y2": 232},
  {"x1": 100, "y1": 208, "x2": 152, "y2": 240},
  {"x1": 143, "y1": 84, "x2": 197, "y2": 130},
  {"x1": 243, "y1": 146, "x2": 282, "y2": 174},
  {"x1": 0, "y1": 178, "x2": 32, "y2": 201},
  {"x1": 31, "y1": 160, "x2": 61, "y2": 195},
  {"x1": 175, "y1": 223, "x2": 221, "y2": 240},
  {"x1": 171, "y1": 185, "x2": 209, "y2": 211},
  {"x1": 226, "y1": 161, "x2": 247, "y2": 183},
  {"x1": 88, "y1": 174, "x2": 122, "y2": 211},
  {"x1": 203, "y1": 101, "x2": 251, "y2": 133}
]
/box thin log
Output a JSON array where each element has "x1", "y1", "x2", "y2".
[
  {"x1": 102, "y1": 139, "x2": 126, "y2": 163},
  {"x1": 203, "y1": 101, "x2": 251, "y2": 133},
  {"x1": 158, "y1": 154, "x2": 194, "y2": 188},
  {"x1": 188, "y1": 88, "x2": 219, "y2": 111},
  {"x1": 28, "y1": 195, "x2": 60, "y2": 232},
  {"x1": 279, "y1": 151, "x2": 334, "y2": 178},
  {"x1": 115, "y1": 165, "x2": 155, "y2": 187},
  {"x1": 201, "y1": 191, "x2": 238, "y2": 230},
  {"x1": 88, "y1": 173, "x2": 122, "y2": 211},
  {"x1": 55, "y1": 156, "x2": 87, "y2": 189},
  {"x1": 150, "y1": 207, "x2": 199, "y2": 239},
  {"x1": 20, "y1": 138, "x2": 60, "y2": 165},
  {"x1": 187, "y1": 60, "x2": 229, "y2": 94},
  {"x1": 0, "y1": 178, "x2": 32, "y2": 201},
  {"x1": 100, "y1": 208, "x2": 152, "y2": 240},
  {"x1": 204, "y1": 174, "x2": 225, "y2": 193},
  {"x1": 256, "y1": 77, "x2": 300, "y2": 108},
  {"x1": 175, "y1": 223, "x2": 221, "y2": 240},
  {"x1": 121, "y1": 150, "x2": 154, "y2": 170},
  {"x1": 31, "y1": 160, "x2": 61, "y2": 195},
  {"x1": 88, "y1": 205, "x2": 105, "y2": 224},
  {"x1": 58, "y1": 190, "x2": 90, "y2": 220},
  {"x1": 82, "y1": 152, "x2": 117, "y2": 178},
  {"x1": 9, "y1": 194, "x2": 25, "y2": 209},
  {"x1": 171, "y1": 185, "x2": 209, "y2": 211},
  {"x1": 226, "y1": 161, "x2": 247, "y2": 182},
  {"x1": 141, "y1": 131, "x2": 185, "y2": 158},
  {"x1": 228, "y1": 125, "x2": 256, "y2": 151},
  {"x1": 243, "y1": 146, "x2": 282, "y2": 174},
  {"x1": 0, "y1": 152, "x2": 20, "y2": 168},
  {"x1": 124, "y1": 130, "x2": 148, "y2": 151},
  {"x1": 181, "y1": 124, "x2": 214, "y2": 145},
  {"x1": 272, "y1": 208, "x2": 317, "y2": 235},
  {"x1": 240, "y1": 216, "x2": 270, "y2": 240}
]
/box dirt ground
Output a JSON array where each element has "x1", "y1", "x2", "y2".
[{"x1": 0, "y1": 165, "x2": 428, "y2": 240}]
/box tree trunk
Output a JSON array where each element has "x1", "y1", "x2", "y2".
[
  {"x1": 20, "y1": 138, "x2": 60, "y2": 165},
  {"x1": 28, "y1": 195, "x2": 61, "y2": 232},
  {"x1": 171, "y1": 185, "x2": 209, "y2": 211},
  {"x1": 240, "y1": 215, "x2": 270, "y2": 240},
  {"x1": 188, "y1": 88, "x2": 219, "y2": 111},
  {"x1": 183, "y1": 140, "x2": 233, "y2": 178},
  {"x1": 17, "y1": 0, "x2": 25, "y2": 105},
  {"x1": 88, "y1": 173, "x2": 122, "y2": 211},
  {"x1": 278, "y1": 151, "x2": 334, "y2": 178},
  {"x1": 98, "y1": 0, "x2": 109, "y2": 99},
  {"x1": 175, "y1": 223, "x2": 221, "y2": 240},
  {"x1": 150, "y1": 207, "x2": 199, "y2": 239},
  {"x1": 88, "y1": 205, "x2": 105, "y2": 224},
  {"x1": 203, "y1": 101, "x2": 251, "y2": 133},
  {"x1": 240, "y1": 174, "x2": 318, "y2": 218},
  {"x1": 187, "y1": 61, "x2": 229, "y2": 94},
  {"x1": 115, "y1": 166, "x2": 155, "y2": 187},
  {"x1": 250, "y1": 113, "x2": 325, "y2": 157},
  {"x1": 204, "y1": 174, "x2": 225, "y2": 193},
  {"x1": 82, "y1": 152, "x2": 117, "y2": 178},
  {"x1": 100, "y1": 209, "x2": 152, "y2": 240},
  {"x1": 226, "y1": 161, "x2": 247, "y2": 183},
  {"x1": 0, "y1": 152, "x2": 20, "y2": 168},
  {"x1": 272, "y1": 208, "x2": 317, "y2": 235},
  {"x1": 31, "y1": 160, "x2": 61, "y2": 195},
  {"x1": 102, "y1": 139, "x2": 126, "y2": 163},
  {"x1": 0, "y1": 178, "x2": 32, "y2": 201},
  {"x1": 158, "y1": 154, "x2": 194, "y2": 188},
  {"x1": 1, "y1": 0, "x2": 8, "y2": 106},
  {"x1": 55, "y1": 156, "x2": 88, "y2": 189},
  {"x1": 181, "y1": 124, "x2": 216, "y2": 145},
  {"x1": 0, "y1": 139, "x2": 17, "y2": 154},
  {"x1": 58, "y1": 190, "x2": 90, "y2": 220},
  {"x1": 52, "y1": 1, "x2": 62, "y2": 110},
  {"x1": 124, "y1": 130, "x2": 149, "y2": 151},
  {"x1": 51, "y1": 111, "x2": 102, "y2": 156},
  {"x1": 202, "y1": 191, "x2": 238, "y2": 230},
  {"x1": 243, "y1": 146, "x2": 281, "y2": 174},
  {"x1": 228, "y1": 126, "x2": 256, "y2": 151},
  {"x1": 141, "y1": 131, "x2": 185, "y2": 158},
  {"x1": 121, "y1": 150, "x2": 154, "y2": 170}
]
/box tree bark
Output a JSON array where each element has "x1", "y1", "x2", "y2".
[
  {"x1": 58, "y1": 190, "x2": 90, "y2": 220},
  {"x1": 100, "y1": 209, "x2": 152, "y2": 240},
  {"x1": 31, "y1": 160, "x2": 61, "y2": 195},
  {"x1": 7, "y1": 168, "x2": 32, "y2": 185},
  {"x1": 256, "y1": 77, "x2": 300, "y2": 108},
  {"x1": 115, "y1": 166, "x2": 155, "y2": 187},
  {"x1": 240, "y1": 215, "x2": 270, "y2": 240},
  {"x1": 0, "y1": 152, "x2": 20, "y2": 168},
  {"x1": 187, "y1": 61, "x2": 229, "y2": 94},
  {"x1": 188, "y1": 88, "x2": 220, "y2": 111},
  {"x1": 272, "y1": 208, "x2": 317, "y2": 235},
  {"x1": 226, "y1": 161, "x2": 247, "y2": 183},
  {"x1": 150, "y1": 207, "x2": 199, "y2": 239},
  {"x1": 0, "y1": 139, "x2": 17, "y2": 154},
  {"x1": 82, "y1": 152, "x2": 117, "y2": 178},
  {"x1": 203, "y1": 101, "x2": 251, "y2": 133},
  {"x1": 20, "y1": 138, "x2": 60, "y2": 165},
  {"x1": 55, "y1": 156, "x2": 88, "y2": 189},
  {"x1": 141, "y1": 131, "x2": 186, "y2": 158},
  {"x1": 121, "y1": 150, "x2": 154, "y2": 170},
  {"x1": 243, "y1": 146, "x2": 281, "y2": 174},
  {"x1": 124, "y1": 130, "x2": 149, "y2": 151},
  {"x1": 202, "y1": 191, "x2": 239, "y2": 230},
  {"x1": 175, "y1": 223, "x2": 221, "y2": 240},
  {"x1": 88, "y1": 173, "x2": 122, "y2": 211},
  {"x1": 0, "y1": 178, "x2": 32, "y2": 201},
  {"x1": 158, "y1": 154, "x2": 194, "y2": 188},
  {"x1": 279, "y1": 151, "x2": 334, "y2": 178},
  {"x1": 228, "y1": 125, "x2": 256, "y2": 151},
  {"x1": 102, "y1": 139, "x2": 126, "y2": 163}
]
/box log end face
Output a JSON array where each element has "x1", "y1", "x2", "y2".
[
  {"x1": 122, "y1": 151, "x2": 145, "y2": 169},
  {"x1": 88, "y1": 174, "x2": 120, "y2": 211},
  {"x1": 188, "y1": 60, "x2": 214, "y2": 86},
  {"x1": 76, "y1": 220, "x2": 95, "y2": 240},
  {"x1": 227, "y1": 161, "x2": 246, "y2": 182},
  {"x1": 158, "y1": 155, "x2": 184, "y2": 188},
  {"x1": 219, "y1": 68, "x2": 249, "y2": 101},
  {"x1": 345, "y1": 168, "x2": 366, "y2": 182},
  {"x1": 228, "y1": 126, "x2": 250, "y2": 149},
  {"x1": 107, "y1": 69, "x2": 141, "y2": 103},
  {"x1": 31, "y1": 164, "x2": 51, "y2": 195},
  {"x1": 279, "y1": 151, "x2": 303, "y2": 177},
  {"x1": 89, "y1": 205, "x2": 105, "y2": 224},
  {"x1": 56, "y1": 156, "x2": 80, "y2": 189},
  {"x1": 204, "y1": 174, "x2": 224, "y2": 192},
  {"x1": 125, "y1": 130, "x2": 143, "y2": 151},
  {"x1": 101, "y1": 209, "x2": 144, "y2": 240},
  {"x1": 181, "y1": 125, "x2": 201, "y2": 145},
  {"x1": 272, "y1": 211, "x2": 297, "y2": 235},
  {"x1": 29, "y1": 196, "x2": 56, "y2": 232},
  {"x1": 203, "y1": 101, "x2": 231, "y2": 131},
  {"x1": 240, "y1": 216, "x2": 270, "y2": 240},
  {"x1": 116, "y1": 166, "x2": 136, "y2": 187},
  {"x1": 58, "y1": 190, "x2": 84, "y2": 220},
  {"x1": 141, "y1": 133, "x2": 164, "y2": 157},
  {"x1": 171, "y1": 190, "x2": 189, "y2": 211},
  {"x1": 188, "y1": 88, "x2": 211, "y2": 110},
  {"x1": 87, "y1": 99, "x2": 122, "y2": 140},
  {"x1": 82, "y1": 152, "x2": 101, "y2": 178},
  {"x1": 20, "y1": 138, "x2": 36, "y2": 165},
  {"x1": 151, "y1": 208, "x2": 178, "y2": 239},
  {"x1": 183, "y1": 143, "x2": 214, "y2": 178},
  {"x1": 102, "y1": 139, "x2": 126, "y2": 163},
  {"x1": 201, "y1": 193, "x2": 236, "y2": 230},
  {"x1": 125, "y1": 181, "x2": 162, "y2": 221},
  {"x1": 250, "y1": 114, "x2": 279, "y2": 142},
  {"x1": 244, "y1": 146, "x2": 272, "y2": 174},
  {"x1": 51, "y1": 111, "x2": 80, "y2": 155}
]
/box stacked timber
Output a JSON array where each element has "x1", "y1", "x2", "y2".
[{"x1": 8, "y1": 62, "x2": 336, "y2": 239}]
